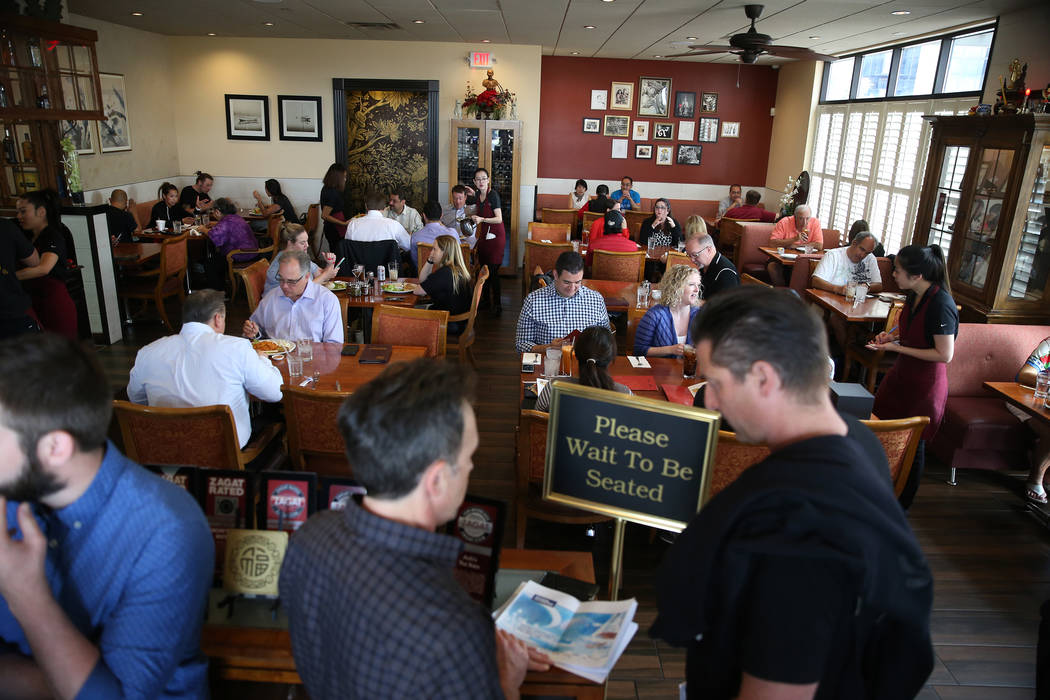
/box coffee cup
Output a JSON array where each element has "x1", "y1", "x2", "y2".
[{"x1": 155, "y1": 219, "x2": 167, "y2": 231}]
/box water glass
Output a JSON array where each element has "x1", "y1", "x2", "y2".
[
  {"x1": 544, "y1": 347, "x2": 562, "y2": 377},
  {"x1": 297, "y1": 339, "x2": 313, "y2": 363},
  {"x1": 388, "y1": 261, "x2": 399, "y2": 281},
  {"x1": 1035, "y1": 370, "x2": 1050, "y2": 401},
  {"x1": 845, "y1": 281, "x2": 857, "y2": 303},
  {"x1": 636, "y1": 286, "x2": 647, "y2": 308},
  {"x1": 174, "y1": 221, "x2": 183, "y2": 234},
  {"x1": 155, "y1": 219, "x2": 167, "y2": 232},
  {"x1": 572, "y1": 240, "x2": 580, "y2": 254},
  {"x1": 682, "y1": 345, "x2": 697, "y2": 378},
  {"x1": 288, "y1": 354, "x2": 303, "y2": 377}
]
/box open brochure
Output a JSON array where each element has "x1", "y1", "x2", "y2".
[{"x1": 494, "y1": 580, "x2": 638, "y2": 684}]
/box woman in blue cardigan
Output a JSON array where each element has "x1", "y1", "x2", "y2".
[{"x1": 633, "y1": 264, "x2": 701, "y2": 357}]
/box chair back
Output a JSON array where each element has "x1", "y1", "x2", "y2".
[
  {"x1": 528, "y1": 222, "x2": 571, "y2": 242},
  {"x1": 159, "y1": 233, "x2": 189, "y2": 289},
  {"x1": 306, "y1": 203, "x2": 320, "y2": 235},
  {"x1": 741, "y1": 273, "x2": 772, "y2": 287},
  {"x1": 665, "y1": 250, "x2": 697, "y2": 270},
  {"x1": 860, "y1": 416, "x2": 930, "y2": 497},
  {"x1": 523, "y1": 240, "x2": 573, "y2": 294},
  {"x1": 266, "y1": 213, "x2": 283, "y2": 247},
  {"x1": 418, "y1": 242, "x2": 472, "y2": 272},
  {"x1": 132, "y1": 199, "x2": 159, "y2": 230},
  {"x1": 450, "y1": 266, "x2": 489, "y2": 332},
  {"x1": 788, "y1": 255, "x2": 822, "y2": 294},
  {"x1": 540, "y1": 208, "x2": 578, "y2": 227},
  {"x1": 623, "y1": 210, "x2": 651, "y2": 239},
  {"x1": 371, "y1": 305, "x2": 449, "y2": 357},
  {"x1": 876, "y1": 257, "x2": 899, "y2": 292},
  {"x1": 884, "y1": 301, "x2": 904, "y2": 333},
  {"x1": 703, "y1": 430, "x2": 771, "y2": 503},
  {"x1": 338, "y1": 239, "x2": 400, "y2": 276},
  {"x1": 582, "y1": 210, "x2": 602, "y2": 231},
  {"x1": 592, "y1": 249, "x2": 646, "y2": 283},
  {"x1": 112, "y1": 400, "x2": 244, "y2": 470},
  {"x1": 236, "y1": 259, "x2": 269, "y2": 313},
  {"x1": 517, "y1": 410, "x2": 550, "y2": 490},
  {"x1": 283, "y1": 385, "x2": 353, "y2": 475}
]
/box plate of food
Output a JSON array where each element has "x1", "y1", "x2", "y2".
[
  {"x1": 326, "y1": 280, "x2": 348, "y2": 291},
  {"x1": 253, "y1": 339, "x2": 295, "y2": 356},
  {"x1": 381, "y1": 282, "x2": 415, "y2": 294}
]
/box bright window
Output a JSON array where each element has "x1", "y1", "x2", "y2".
[
  {"x1": 857, "y1": 51, "x2": 892, "y2": 99},
  {"x1": 944, "y1": 30, "x2": 994, "y2": 93},
  {"x1": 825, "y1": 57, "x2": 854, "y2": 101},
  {"x1": 894, "y1": 40, "x2": 941, "y2": 96}
]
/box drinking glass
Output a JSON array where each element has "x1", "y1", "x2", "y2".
[
  {"x1": 636, "y1": 286, "x2": 647, "y2": 308},
  {"x1": 845, "y1": 281, "x2": 857, "y2": 303},
  {"x1": 1035, "y1": 370, "x2": 1050, "y2": 400},
  {"x1": 174, "y1": 221, "x2": 183, "y2": 234},
  {"x1": 352, "y1": 264, "x2": 364, "y2": 282},
  {"x1": 288, "y1": 354, "x2": 303, "y2": 377},
  {"x1": 155, "y1": 219, "x2": 166, "y2": 232},
  {"x1": 853, "y1": 284, "x2": 869, "y2": 308},
  {"x1": 682, "y1": 345, "x2": 697, "y2": 378},
  {"x1": 544, "y1": 347, "x2": 562, "y2": 377},
  {"x1": 561, "y1": 343, "x2": 574, "y2": 377},
  {"x1": 297, "y1": 339, "x2": 313, "y2": 363},
  {"x1": 388, "y1": 261, "x2": 399, "y2": 281}
]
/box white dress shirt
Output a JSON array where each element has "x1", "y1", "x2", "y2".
[
  {"x1": 251, "y1": 280, "x2": 344, "y2": 343},
  {"x1": 385, "y1": 205, "x2": 424, "y2": 235},
  {"x1": 346, "y1": 210, "x2": 411, "y2": 250},
  {"x1": 127, "y1": 322, "x2": 284, "y2": 448},
  {"x1": 812, "y1": 246, "x2": 881, "y2": 288}
]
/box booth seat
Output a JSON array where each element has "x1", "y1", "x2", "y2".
[
  {"x1": 930, "y1": 323, "x2": 1050, "y2": 483},
  {"x1": 535, "y1": 194, "x2": 718, "y2": 222}
]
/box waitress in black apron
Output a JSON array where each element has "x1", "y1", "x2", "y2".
[{"x1": 468, "y1": 167, "x2": 505, "y2": 314}]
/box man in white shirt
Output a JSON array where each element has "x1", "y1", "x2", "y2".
[
  {"x1": 347, "y1": 192, "x2": 410, "y2": 250},
  {"x1": 385, "y1": 189, "x2": 423, "y2": 236},
  {"x1": 811, "y1": 231, "x2": 883, "y2": 352},
  {"x1": 128, "y1": 290, "x2": 284, "y2": 448},
  {"x1": 243, "y1": 250, "x2": 344, "y2": 343}
]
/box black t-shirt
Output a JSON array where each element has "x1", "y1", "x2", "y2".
[
  {"x1": 909, "y1": 285, "x2": 959, "y2": 347},
  {"x1": 150, "y1": 201, "x2": 183, "y2": 228},
  {"x1": 179, "y1": 186, "x2": 210, "y2": 215},
  {"x1": 587, "y1": 196, "x2": 614, "y2": 214},
  {"x1": 421, "y1": 266, "x2": 472, "y2": 317},
  {"x1": 105, "y1": 205, "x2": 137, "y2": 243},
  {"x1": 32, "y1": 225, "x2": 69, "y2": 281},
  {"x1": 638, "y1": 216, "x2": 682, "y2": 248},
  {"x1": 272, "y1": 194, "x2": 297, "y2": 222},
  {"x1": 0, "y1": 218, "x2": 34, "y2": 319},
  {"x1": 320, "y1": 186, "x2": 344, "y2": 217},
  {"x1": 700, "y1": 252, "x2": 740, "y2": 300},
  {"x1": 468, "y1": 189, "x2": 501, "y2": 213}
]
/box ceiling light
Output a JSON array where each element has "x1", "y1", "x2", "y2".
[
  {"x1": 584, "y1": 25, "x2": 596, "y2": 29},
  {"x1": 412, "y1": 19, "x2": 425, "y2": 24},
  {"x1": 686, "y1": 36, "x2": 697, "y2": 41},
  {"x1": 263, "y1": 21, "x2": 274, "y2": 26},
  {"x1": 130, "y1": 11, "x2": 143, "y2": 16},
  {"x1": 892, "y1": 31, "x2": 905, "y2": 35},
  {"x1": 808, "y1": 35, "x2": 820, "y2": 39},
  {"x1": 481, "y1": 39, "x2": 491, "y2": 43},
  {"x1": 654, "y1": 55, "x2": 662, "y2": 58},
  {"x1": 891, "y1": 10, "x2": 911, "y2": 15},
  {"x1": 207, "y1": 32, "x2": 216, "y2": 36},
  {"x1": 602, "y1": 0, "x2": 614, "y2": 3},
  {"x1": 571, "y1": 51, "x2": 580, "y2": 55}
]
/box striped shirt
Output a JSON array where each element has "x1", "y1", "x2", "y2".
[{"x1": 515, "y1": 283, "x2": 611, "y2": 353}]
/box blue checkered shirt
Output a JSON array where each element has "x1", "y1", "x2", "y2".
[
  {"x1": 0, "y1": 442, "x2": 214, "y2": 698},
  {"x1": 279, "y1": 501, "x2": 503, "y2": 699},
  {"x1": 515, "y1": 283, "x2": 611, "y2": 353}
]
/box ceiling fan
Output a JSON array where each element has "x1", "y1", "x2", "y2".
[{"x1": 667, "y1": 4, "x2": 839, "y2": 64}]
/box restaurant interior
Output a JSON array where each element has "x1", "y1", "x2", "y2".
[{"x1": 3, "y1": 0, "x2": 1050, "y2": 697}]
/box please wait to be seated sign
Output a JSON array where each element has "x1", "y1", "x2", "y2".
[{"x1": 544, "y1": 382, "x2": 721, "y2": 533}]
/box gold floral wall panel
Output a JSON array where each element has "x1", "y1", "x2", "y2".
[{"x1": 345, "y1": 90, "x2": 429, "y2": 214}]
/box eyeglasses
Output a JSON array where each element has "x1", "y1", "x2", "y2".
[
  {"x1": 687, "y1": 247, "x2": 711, "y2": 261},
  {"x1": 276, "y1": 273, "x2": 306, "y2": 285}
]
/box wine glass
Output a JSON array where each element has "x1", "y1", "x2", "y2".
[{"x1": 351, "y1": 264, "x2": 364, "y2": 284}]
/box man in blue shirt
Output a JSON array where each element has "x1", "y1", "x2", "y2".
[
  {"x1": 610, "y1": 176, "x2": 641, "y2": 211},
  {"x1": 0, "y1": 333, "x2": 214, "y2": 699}
]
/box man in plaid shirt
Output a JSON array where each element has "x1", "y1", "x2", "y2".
[
  {"x1": 515, "y1": 251, "x2": 611, "y2": 353},
  {"x1": 279, "y1": 359, "x2": 550, "y2": 699}
]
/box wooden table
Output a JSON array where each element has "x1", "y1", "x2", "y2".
[
  {"x1": 805, "y1": 287, "x2": 891, "y2": 324},
  {"x1": 201, "y1": 548, "x2": 604, "y2": 698},
  {"x1": 523, "y1": 353, "x2": 694, "y2": 404},
  {"x1": 112, "y1": 242, "x2": 161, "y2": 267},
  {"x1": 985, "y1": 381, "x2": 1050, "y2": 427},
  {"x1": 332, "y1": 276, "x2": 421, "y2": 309},
  {"x1": 270, "y1": 342, "x2": 426, "y2": 392},
  {"x1": 759, "y1": 245, "x2": 821, "y2": 267}
]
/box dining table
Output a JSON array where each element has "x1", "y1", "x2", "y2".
[
  {"x1": 522, "y1": 353, "x2": 700, "y2": 406},
  {"x1": 805, "y1": 287, "x2": 892, "y2": 324},
  {"x1": 984, "y1": 381, "x2": 1050, "y2": 427},
  {"x1": 331, "y1": 276, "x2": 422, "y2": 310},
  {"x1": 268, "y1": 342, "x2": 426, "y2": 392},
  {"x1": 759, "y1": 245, "x2": 822, "y2": 267},
  {"x1": 112, "y1": 242, "x2": 162, "y2": 267}
]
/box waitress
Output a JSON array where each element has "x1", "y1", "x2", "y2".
[
  {"x1": 468, "y1": 167, "x2": 505, "y2": 314},
  {"x1": 869, "y1": 244, "x2": 958, "y2": 508},
  {"x1": 15, "y1": 189, "x2": 78, "y2": 340}
]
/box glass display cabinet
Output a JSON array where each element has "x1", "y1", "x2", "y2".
[
  {"x1": 449, "y1": 119, "x2": 523, "y2": 273},
  {"x1": 913, "y1": 114, "x2": 1050, "y2": 323}
]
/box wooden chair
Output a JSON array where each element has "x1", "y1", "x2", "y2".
[
  {"x1": 283, "y1": 385, "x2": 354, "y2": 476},
  {"x1": 623, "y1": 210, "x2": 651, "y2": 240},
  {"x1": 741, "y1": 273, "x2": 772, "y2": 287},
  {"x1": 540, "y1": 208, "x2": 578, "y2": 228},
  {"x1": 131, "y1": 198, "x2": 158, "y2": 231},
  {"x1": 338, "y1": 294, "x2": 349, "y2": 339},
  {"x1": 446, "y1": 266, "x2": 489, "y2": 365},
  {"x1": 843, "y1": 301, "x2": 905, "y2": 391},
  {"x1": 522, "y1": 240, "x2": 573, "y2": 295},
  {"x1": 703, "y1": 430, "x2": 772, "y2": 504},
  {"x1": 515, "y1": 409, "x2": 611, "y2": 548},
  {"x1": 416, "y1": 242, "x2": 473, "y2": 274},
  {"x1": 235, "y1": 258, "x2": 269, "y2": 314},
  {"x1": 117, "y1": 233, "x2": 188, "y2": 331},
  {"x1": 371, "y1": 305, "x2": 449, "y2": 357},
  {"x1": 527, "y1": 222, "x2": 571, "y2": 242},
  {"x1": 227, "y1": 217, "x2": 278, "y2": 301},
  {"x1": 582, "y1": 210, "x2": 602, "y2": 232},
  {"x1": 112, "y1": 400, "x2": 282, "y2": 470},
  {"x1": 664, "y1": 250, "x2": 697, "y2": 270},
  {"x1": 592, "y1": 249, "x2": 646, "y2": 283},
  {"x1": 861, "y1": 416, "x2": 930, "y2": 498}
]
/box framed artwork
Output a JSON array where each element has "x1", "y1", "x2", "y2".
[
  {"x1": 98, "y1": 72, "x2": 132, "y2": 152},
  {"x1": 674, "y1": 91, "x2": 696, "y2": 118},
  {"x1": 62, "y1": 120, "x2": 94, "y2": 154},
  {"x1": 610, "y1": 82, "x2": 634, "y2": 111},
  {"x1": 676, "y1": 144, "x2": 702, "y2": 165},
  {"x1": 721, "y1": 121, "x2": 740, "y2": 138},
  {"x1": 277, "y1": 95, "x2": 322, "y2": 142},
  {"x1": 698, "y1": 117, "x2": 719, "y2": 143},
  {"x1": 590, "y1": 89, "x2": 608, "y2": 110},
  {"x1": 701, "y1": 91, "x2": 719, "y2": 113},
  {"x1": 655, "y1": 145, "x2": 674, "y2": 166},
  {"x1": 653, "y1": 122, "x2": 674, "y2": 140},
  {"x1": 632, "y1": 120, "x2": 650, "y2": 140},
  {"x1": 225, "y1": 94, "x2": 270, "y2": 141},
  {"x1": 611, "y1": 138, "x2": 628, "y2": 159},
  {"x1": 582, "y1": 118, "x2": 601, "y2": 133},
  {"x1": 635, "y1": 144, "x2": 653, "y2": 159},
  {"x1": 638, "y1": 77, "x2": 672, "y2": 117},
  {"x1": 603, "y1": 115, "x2": 630, "y2": 137},
  {"x1": 677, "y1": 120, "x2": 695, "y2": 142}
]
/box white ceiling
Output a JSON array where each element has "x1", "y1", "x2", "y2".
[{"x1": 66, "y1": 0, "x2": 1040, "y2": 64}]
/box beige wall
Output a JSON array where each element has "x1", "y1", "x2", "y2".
[
  {"x1": 765, "y1": 60, "x2": 821, "y2": 194},
  {"x1": 982, "y1": 4, "x2": 1050, "y2": 104}
]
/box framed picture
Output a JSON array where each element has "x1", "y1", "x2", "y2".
[
  {"x1": 676, "y1": 144, "x2": 702, "y2": 165},
  {"x1": 582, "y1": 118, "x2": 601, "y2": 133},
  {"x1": 98, "y1": 72, "x2": 132, "y2": 152},
  {"x1": 610, "y1": 82, "x2": 634, "y2": 111},
  {"x1": 591, "y1": 89, "x2": 608, "y2": 110},
  {"x1": 277, "y1": 95, "x2": 322, "y2": 142},
  {"x1": 698, "y1": 117, "x2": 720, "y2": 143},
  {"x1": 632, "y1": 120, "x2": 650, "y2": 140},
  {"x1": 677, "y1": 120, "x2": 695, "y2": 142},
  {"x1": 603, "y1": 114, "x2": 630, "y2": 137},
  {"x1": 611, "y1": 138, "x2": 628, "y2": 159},
  {"x1": 653, "y1": 122, "x2": 674, "y2": 140},
  {"x1": 701, "y1": 91, "x2": 719, "y2": 113},
  {"x1": 62, "y1": 120, "x2": 94, "y2": 155},
  {"x1": 674, "y1": 91, "x2": 696, "y2": 118},
  {"x1": 638, "y1": 77, "x2": 672, "y2": 118},
  {"x1": 635, "y1": 144, "x2": 653, "y2": 159},
  {"x1": 225, "y1": 94, "x2": 270, "y2": 141},
  {"x1": 655, "y1": 145, "x2": 674, "y2": 166},
  {"x1": 721, "y1": 121, "x2": 740, "y2": 138}
]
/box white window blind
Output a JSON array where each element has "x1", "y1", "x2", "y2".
[{"x1": 808, "y1": 97, "x2": 976, "y2": 252}]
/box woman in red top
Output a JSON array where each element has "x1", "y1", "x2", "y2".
[
  {"x1": 15, "y1": 189, "x2": 78, "y2": 340},
  {"x1": 468, "y1": 167, "x2": 505, "y2": 314}
]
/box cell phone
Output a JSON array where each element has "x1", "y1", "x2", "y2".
[
  {"x1": 521, "y1": 363, "x2": 535, "y2": 374},
  {"x1": 341, "y1": 344, "x2": 360, "y2": 356}
]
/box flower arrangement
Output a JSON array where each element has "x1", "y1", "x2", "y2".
[{"x1": 462, "y1": 81, "x2": 515, "y2": 120}]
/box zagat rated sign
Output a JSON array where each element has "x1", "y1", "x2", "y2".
[{"x1": 544, "y1": 382, "x2": 720, "y2": 532}]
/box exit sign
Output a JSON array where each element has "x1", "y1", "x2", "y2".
[{"x1": 469, "y1": 51, "x2": 492, "y2": 69}]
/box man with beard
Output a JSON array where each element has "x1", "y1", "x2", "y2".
[{"x1": 0, "y1": 333, "x2": 213, "y2": 699}]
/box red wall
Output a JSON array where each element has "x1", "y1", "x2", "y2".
[{"x1": 538, "y1": 56, "x2": 779, "y2": 185}]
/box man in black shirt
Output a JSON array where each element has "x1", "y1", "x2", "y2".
[
  {"x1": 179, "y1": 171, "x2": 214, "y2": 217},
  {"x1": 0, "y1": 218, "x2": 41, "y2": 339},
  {"x1": 685, "y1": 232, "x2": 738, "y2": 300},
  {"x1": 104, "y1": 189, "x2": 138, "y2": 244},
  {"x1": 653, "y1": 286, "x2": 933, "y2": 700}
]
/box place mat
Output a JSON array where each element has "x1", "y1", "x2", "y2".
[
  {"x1": 613, "y1": 375, "x2": 659, "y2": 392},
  {"x1": 660, "y1": 384, "x2": 695, "y2": 406}
]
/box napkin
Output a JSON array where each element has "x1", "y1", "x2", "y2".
[
  {"x1": 613, "y1": 375, "x2": 659, "y2": 391},
  {"x1": 627, "y1": 356, "x2": 651, "y2": 368}
]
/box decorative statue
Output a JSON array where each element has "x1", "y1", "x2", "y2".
[{"x1": 454, "y1": 99, "x2": 462, "y2": 118}]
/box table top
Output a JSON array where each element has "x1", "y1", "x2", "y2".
[
  {"x1": 271, "y1": 342, "x2": 426, "y2": 391},
  {"x1": 332, "y1": 276, "x2": 421, "y2": 309},
  {"x1": 112, "y1": 242, "x2": 162, "y2": 266},
  {"x1": 805, "y1": 287, "x2": 891, "y2": 323},
  {"x1": 524, "y1": 353, "x2": 694, "y2": 403},
  {"x1": 759, "y1": 245, "x2": 822, "y2": 266},
  {"x1": 985, "y1": 381, "x2": 1050, "y2": 426}
]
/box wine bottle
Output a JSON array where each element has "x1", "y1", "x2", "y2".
[
  {"x1": 21, "y1": 132, "x2": 34, "y2": 161},
  {"x1": 36, "y1": 85, "x2": 50, "y2": 109},
  {"x1": 0, "y1": 81, "x2": 8, "y2": 108},
  {"x1": 2, "y1": 128, "x2": 16, "y2": 164},
  {"x1": 27, "y1": 38, "x2": 42, "y2": 68}
]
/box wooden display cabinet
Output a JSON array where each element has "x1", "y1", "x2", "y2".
[
  {"x1": 913, "y1": 114, "x2": 1050, "y2": 323},
  {"x1": 450, "y1": 118, "x2": 523, "y2": 273}
]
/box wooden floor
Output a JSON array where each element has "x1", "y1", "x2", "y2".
[{"x1": 96, "y1": 278, "x2": 1049, "y2": 699}]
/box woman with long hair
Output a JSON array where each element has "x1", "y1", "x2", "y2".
[
  {"x1": 535, "y1": 326, "x2": 632, "y2": 411},
  {"x1": 415, "y1": 235, "x2": 473, "y2": 334},
  {"x1": 251, "y1": 178, "x2": 298, "y2": 233},
  {"x1": 264, "y1": 223, "x2": 337, "y2": 295},
  {"x1": 869, "y1": 244, "x2": 958, "y2": 508},
  {"x1": 15, "y1": 189, "x2": 77, "y2": 339},
  {"x1": 150, "y1": 182, "x2": 189, "y2": 230},
  {"x1": 638, "y1": 198, "x2": 682, "y2": 249},
  {"x1": 467, "y1": 167, "x2": 505, "y2": 314},
  {"x1": 634, "y1": 264, "x2": 701, "y2": 357},
  {"x1": 320, "y1": 163, "x2": 348, "y2": 254}
]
